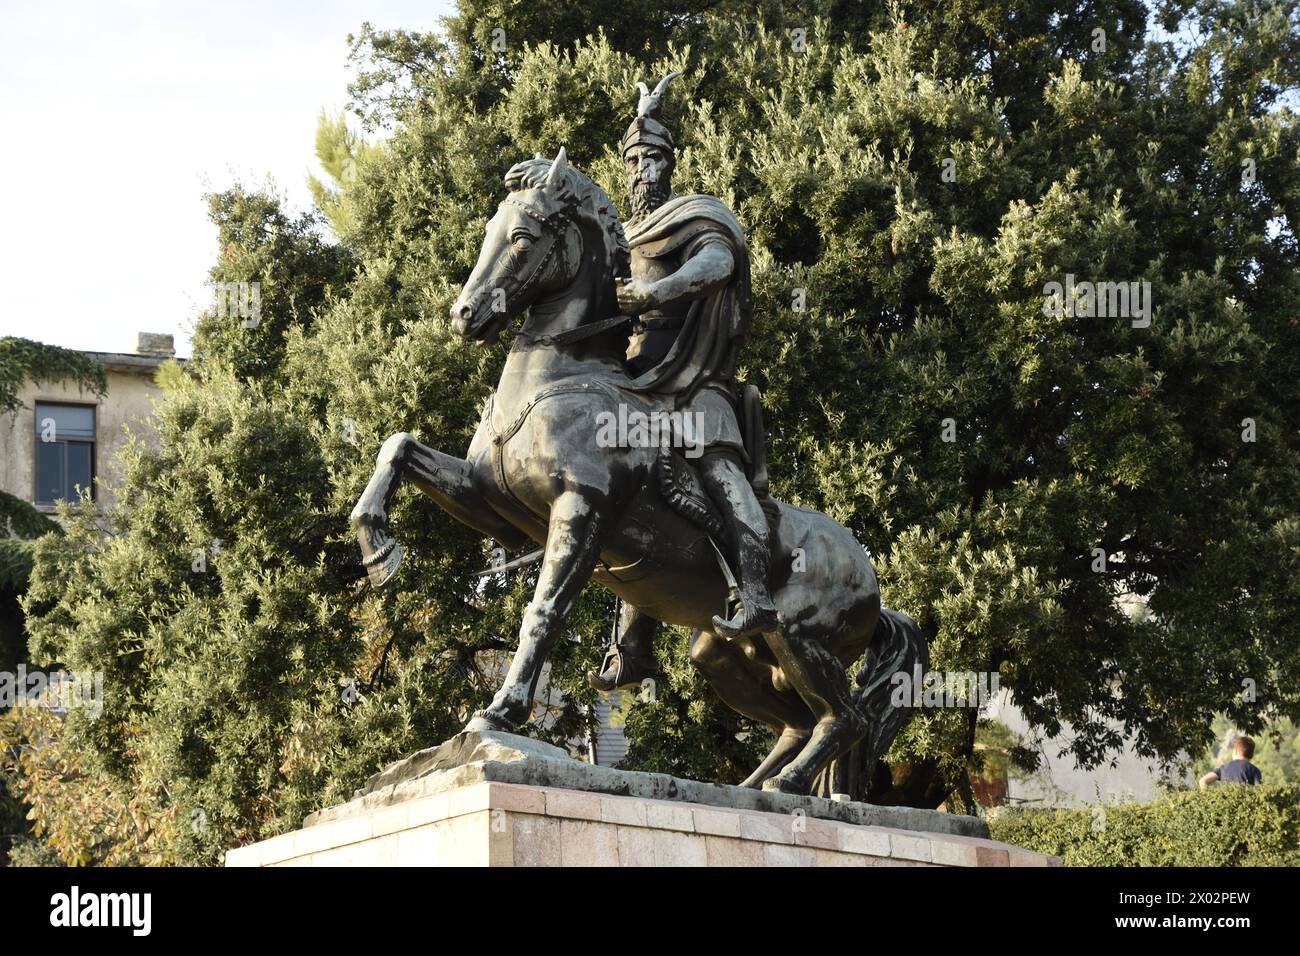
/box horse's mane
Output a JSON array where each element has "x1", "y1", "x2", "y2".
[{"x1": 504, "y1": 157, "x2": 630, "y2": 264}]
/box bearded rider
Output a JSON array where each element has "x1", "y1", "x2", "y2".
[{"x1": 589, "y1": 73, "x2": 779, "y2": 692}]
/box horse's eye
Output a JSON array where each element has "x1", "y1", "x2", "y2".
[{"x1": 512, "y1": 234, "x2": 533, "y2": 250}]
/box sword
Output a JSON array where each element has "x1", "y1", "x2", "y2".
[{"x1": 475, "y1": 548, "x2": 545, "y2": 577}]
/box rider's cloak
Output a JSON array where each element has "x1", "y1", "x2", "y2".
[{"x1": 623, "y1": 194, "x2": 753, "y2": 407}]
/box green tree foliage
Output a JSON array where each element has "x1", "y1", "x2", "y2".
[
  {"x1": 308, "y1": 111, "x2": 383, "y2": 239},
  {"x1": 17, "y1": 0, "x2": 1300, "y2": 861},
  {"x1": 1, "y1": 704, "x2": 174, "y2": 866},
  {"x1": 0, "y1": 338, "x2": 104, "y2": 864},
  {"x1": 0, "y1": 336, "x2": 106, "y2": 417}
]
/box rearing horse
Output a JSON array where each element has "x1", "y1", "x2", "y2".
[{"x1": 350, "y1": 149, "x2": 926, "y2": 795}]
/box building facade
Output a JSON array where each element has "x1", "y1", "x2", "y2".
[
  {"x1": 983, "y1": 690, "x2": 1195, "y2": 807},
  {"x1": 1, "y1": 333, "x2": 176, "y2": 515}
]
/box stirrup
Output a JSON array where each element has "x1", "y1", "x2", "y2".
[
  {"x1": 712, "y1": 603, "x2": 780, "y2": 639},
  {"x1": 587, "y1": 644, "x2": 656, "y2": 692}
]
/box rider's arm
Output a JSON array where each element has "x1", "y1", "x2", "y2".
[{"x1": 652, "y1": 240, "x2": 734, "y2": 305}]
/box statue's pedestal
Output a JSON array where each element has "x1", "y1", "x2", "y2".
[{"x1": 225, "y1": 732, "x2": 1058, "y2": 867}]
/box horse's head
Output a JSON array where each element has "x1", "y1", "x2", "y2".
[{"x1": 450, "y1": 148, "x2": 586, "y2": 343}]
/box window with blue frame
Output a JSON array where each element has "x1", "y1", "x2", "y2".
[{"x1": 34, "y1": 402, "x2": 96, "y2": 506}]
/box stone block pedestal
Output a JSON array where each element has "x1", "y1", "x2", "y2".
[
  {"x1": 226, "y1": 779, "x2": 1058, "y2": 867},
  {"x1": 224, "y1": 732, "x2": 1059, "y2": 867}
]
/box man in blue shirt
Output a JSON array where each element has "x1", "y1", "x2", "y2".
[{"x1": 1199, "y1": 736, "x2": 1263, "y2": 789}]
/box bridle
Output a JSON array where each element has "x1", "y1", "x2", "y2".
[
  {"x1": 501, "y1": 193, "x2": 632, "y2": 349},
  {"x1": 501, "y1": 194, "x2": 577, "y2": 292}
]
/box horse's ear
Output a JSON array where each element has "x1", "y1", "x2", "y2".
[{"x1": 545, "y1": 147, "x2": 568, "y2": 187}]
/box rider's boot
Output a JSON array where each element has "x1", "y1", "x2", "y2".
[
  {"x1": 588, "y1": 604, "x2": 660, "y2": 692},
  {"x1": 711, "y1": 520, "x2": 780, "y2": 639}
]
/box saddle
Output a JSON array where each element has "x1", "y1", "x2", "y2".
[{"x1": 654, "y1": 448, "x2": 724, "y2": 535}]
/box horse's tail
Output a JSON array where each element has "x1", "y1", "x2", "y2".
[
  {"x1": 853, "y1": 606, "x2": 929, "y2": 777},
  {"x1": 815, "y1": 605, "x2": 930, "y2": 800}
]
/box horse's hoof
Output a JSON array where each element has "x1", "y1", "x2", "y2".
[
  {"x1": 464, "y1": 709, "x2": 514, "y2": 734},
  {"x1": 762, "y1": 773, "x2": 807, "y2": 795},
  {"x1": 362, "y1": 540, "x2": 405, "y2": 588}
]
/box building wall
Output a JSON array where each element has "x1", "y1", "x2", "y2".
[
  {"x1": 593, "y1": 693, "x2": 630, "y2": 767},
  {"x1": 1, "y1": 358, "x2": 167, "y2": 514},
  {"x1": 985, "y1": 690, "x2": 1194, "y2": 807}
]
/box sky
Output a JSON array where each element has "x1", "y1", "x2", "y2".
[{"x1": 0, "y1": 0, "x2": 455, "y2": 358}]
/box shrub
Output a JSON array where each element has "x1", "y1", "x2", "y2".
[{"x1": 988, "y1": 784, "x2": 1300, "y2": 866}]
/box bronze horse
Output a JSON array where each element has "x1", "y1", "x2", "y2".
[{"x1": 350, "y1": 149, "x2": 926, "y2": 795}]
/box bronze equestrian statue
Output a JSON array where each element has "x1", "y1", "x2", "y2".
[
  {"x1": 350, "y1": 76, "x2": 927, "y2": 796},
  {"x1": 590, "y1": 71, "x2": 776, "y2": 692}
]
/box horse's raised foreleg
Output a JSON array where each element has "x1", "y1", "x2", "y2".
[
  {"x1": 465, "y1": 490, "x2": 606, "y2": 732},
  {"x1": 351, "y1": 431, "x2": 526, "y2": 587}
]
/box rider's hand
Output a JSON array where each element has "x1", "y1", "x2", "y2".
[{"x1": 616, "y1": 277, "x2": 660, "y2": 315}]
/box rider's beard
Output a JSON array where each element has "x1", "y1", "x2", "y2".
[{"x1": 629, "y1": 175, "x2": 671, "y2": 219}]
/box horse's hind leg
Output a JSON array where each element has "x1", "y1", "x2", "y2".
[
  {"x1": 759, "y1": 619, "x2": 869, "y2": 795},
  {"x1": 466, "y1": 490, "x2": 606, "y2": 732},
  {"x1": 689, "y1": 631, "x2": 814, "y2": 788},
  {"x1": 741, "y1": 728, "x2": 811, "y2": 789},
  {"x1": 351, "y1": 432, "x2": 526, "y2": 586}
]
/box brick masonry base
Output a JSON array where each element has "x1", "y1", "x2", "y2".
[{"x1": 225, "y1": 781, "x2": 1060, "y2": 867}]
